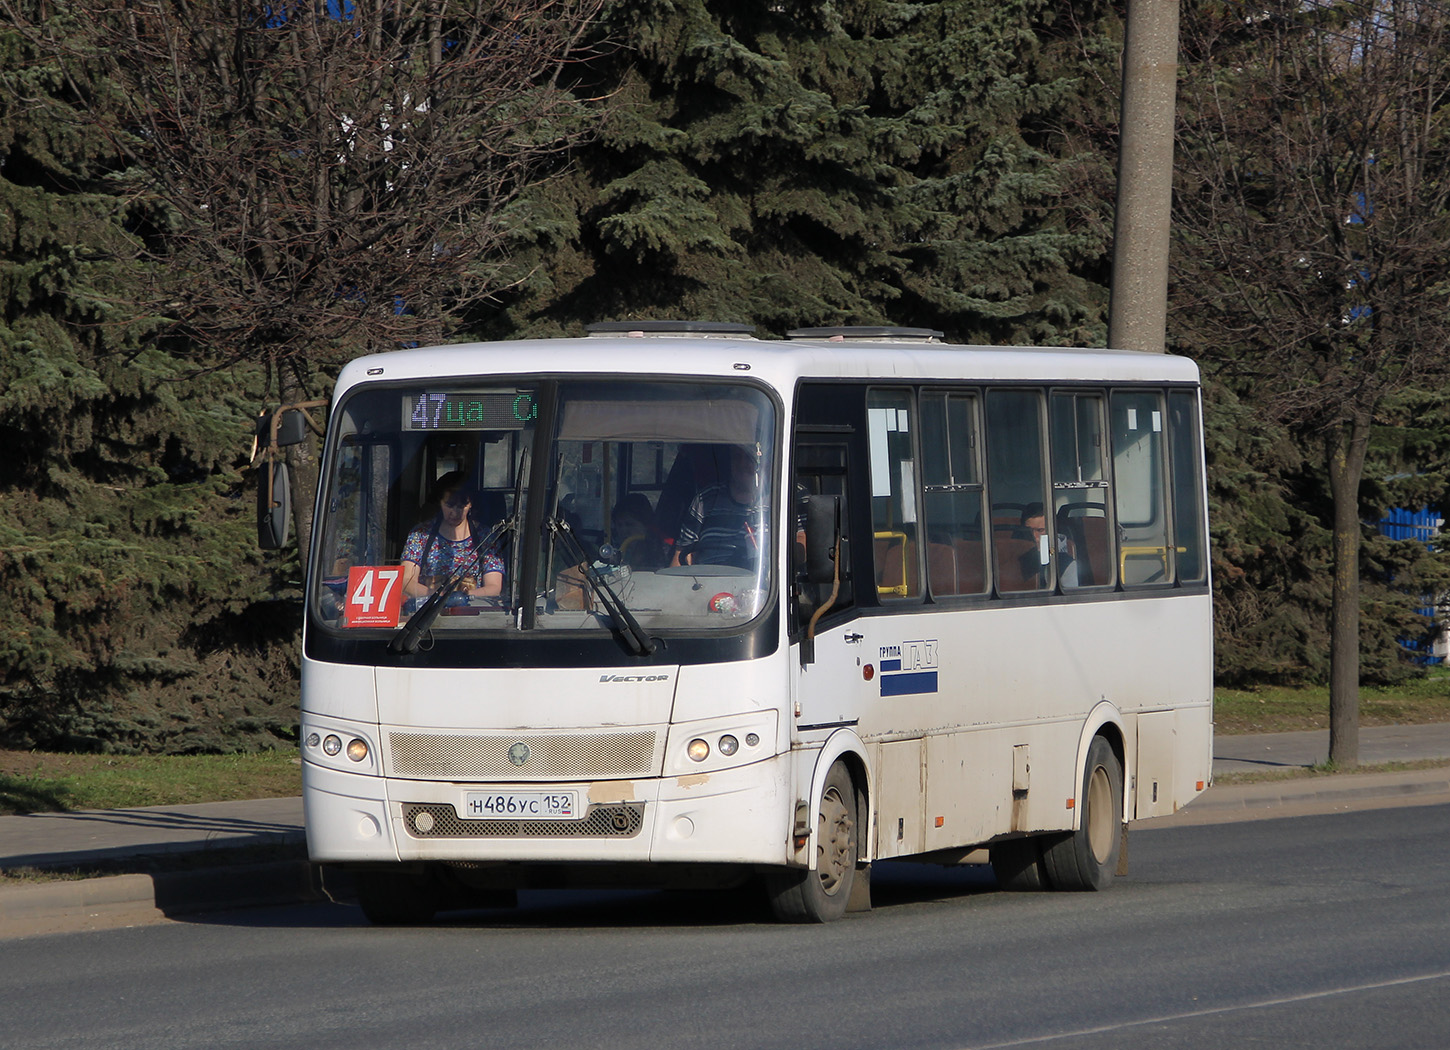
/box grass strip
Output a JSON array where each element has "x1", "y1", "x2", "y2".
[
  {"x1": 1213, "y1": 670, "x2": 1449, "y2": 734},
  {"x1": 1213, "y1": 757, "x2": 1450, "y2": 785},
  {"x1": 1, "y1": 750, "x2": 301, "y2": 815}
]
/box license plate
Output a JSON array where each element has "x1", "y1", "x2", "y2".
[{"x1": 462, "y1": 790, "x2": 578, "y2": 820}]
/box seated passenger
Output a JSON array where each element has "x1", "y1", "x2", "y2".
[
  {"x1": 1018, "y1": 503, "x2": 1049, "y2": 589},
  {"x1": 673, "y1": 444, "x2": 767, "y2": 570},
  {"x1": 399, "y1": 471, "x2": 504, "y2": 600}
]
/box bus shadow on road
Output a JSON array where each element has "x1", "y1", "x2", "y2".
[
  {"x1": 415, "y1": 861, "x2": 1001, "y2": 928},
  {"x1": 865, "y1": 860, "x2": 999, "y2": 910},
  {"x1": 413, "y1": 861, "x2": 1000, "y2": 929},
  {"x1": 178, "y1": 860, "x2": 1005, "y2": 932}
]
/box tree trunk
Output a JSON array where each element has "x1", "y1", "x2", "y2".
[
  {"x1": 1326, "y1": 413, "x2": 1371, "y2": 768},
  {"x1": 280, "y1": 368, "x2": 320, "y2": 571}
]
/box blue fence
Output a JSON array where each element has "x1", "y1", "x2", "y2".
[{"x1": 1379, "y1": 507, "x2": 1445, "y2": 665}]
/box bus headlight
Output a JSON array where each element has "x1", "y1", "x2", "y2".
[
  {"x1": 667, "y1": 712, "x2": 777, "y2": 775},
  {"x1": 302, "y1": 721, "x2": 378, "y2": 774}
]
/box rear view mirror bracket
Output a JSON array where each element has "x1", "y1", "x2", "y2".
[{"x1": 250, "y1": 400, "x2": 327, "y2": 549}]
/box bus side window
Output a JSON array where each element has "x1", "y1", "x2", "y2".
[
  {"x1": 985, "y1": 389, "x2": 1051, "y2": 593},
  {"x1": 867, "y1": 389, "x2": 921, "y2": 600},
  {"x1": 920, "y1": 390, "x2": 987, "y2": 597},
  {"x1": 1049, "y1": 391, "x2": 1114, "y2": 589},
  {"x1": 1112, "y1": 390, "x2": 1171, "y2": 586},
  {"x1": 1168, "y1": 391, "x2": 1208, "y2": 584}
]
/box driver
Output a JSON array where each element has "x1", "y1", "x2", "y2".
[{"x1": 399, "y1": 471, "x2": 504, "y2": 600}]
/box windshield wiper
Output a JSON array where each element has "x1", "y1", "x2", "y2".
[
  {"x1": 548, "y1": 516, "x2": 656, "y2": 657},
  {"x1": 389, "y1": 517, "x2": 512, "y2": 655}
]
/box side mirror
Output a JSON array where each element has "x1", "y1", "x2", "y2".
[
  {"x1": 257, "y1": 460, "x2": 291, "y2": 549},
  {"x1": 256, "y1": 409, "x2": 309, "y2": 447},
  {"x1": 804, "y1": 494, "x2": 840, "y2": 584}
]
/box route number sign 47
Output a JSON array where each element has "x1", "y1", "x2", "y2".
[{"x1": 346, "y1": 567, "x2": 403, "y2": 628}]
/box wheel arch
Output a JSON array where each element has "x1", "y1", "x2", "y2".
[
  {"x1": 1073, "y1": 702, "x2": 1127, "y2": 829},
  {"x1": 805, "y1": 729, "x2": 873, "y2": 868}
]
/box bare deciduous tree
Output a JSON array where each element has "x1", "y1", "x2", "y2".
[
  {"x1": 1174, "y1": 0, "x2": 1450, "y2": 764},
  {"x1": 6, "y1": 0, "x2": 605, "y2": 553}
]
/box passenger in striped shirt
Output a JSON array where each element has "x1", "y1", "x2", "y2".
[{"x1": 672, "y1": 445, "x2": 766, "y2": 571}]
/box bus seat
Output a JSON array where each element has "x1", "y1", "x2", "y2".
[
  {"x1": 474, "y1": 490, "x2": 508, "y2": 530},
  {"x1": 952, "y1": 537, "x2": 986, "y2": 594},
  {"x1": 927, "y1": 542, "x2": 958, "y2": 596},
  {"x1": 993, "y1": 530, "x2": 1038, "y2": 592},
  {"x1": 990, "y1": 503, "x2": 1030, "y2": 532},
  {"x1": 1075, "y1": 516, "x2": 1110, "y2": 586},
  {"x1": 1056, "y1": 502, "x2": 1110, "y2": 588},
  {"x1": 875, "y1": 532, "x2": 918, "y2": 598}
]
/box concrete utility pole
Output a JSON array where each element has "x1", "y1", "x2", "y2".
[{"x1": 1107, "y1": 0, "x2": 1180, "y2": 354}]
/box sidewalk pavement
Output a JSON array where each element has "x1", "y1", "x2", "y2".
[{"x1": 4, "y1": 723, "x2": 1450, "y2": 937}]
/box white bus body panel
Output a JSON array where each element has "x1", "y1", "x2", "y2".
[
  {"x1": 301, "y1": 655, "x2": 796, "y2": 867},
  {"x1": 796, "y1": 592, "x2": 1212, "y2": 861}
]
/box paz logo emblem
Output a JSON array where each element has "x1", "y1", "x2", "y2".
[{"x1": 508, "y1": 742, "x2": 530, "y2": 767}]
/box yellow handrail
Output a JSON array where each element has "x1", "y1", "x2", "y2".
[{"x1": 875, "y1": 530, "x2": 911, "y2": 597}]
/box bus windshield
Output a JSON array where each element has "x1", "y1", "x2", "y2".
[{"x1": 312, "y1": 379, "x2": 776, "y2": 638}]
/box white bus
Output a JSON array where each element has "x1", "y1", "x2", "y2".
[{"x1": 298, "y1": 322, "x2": 1212, "y2": 923}]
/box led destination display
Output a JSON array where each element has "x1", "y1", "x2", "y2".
[{"x1": 403, "y1": 391, "x2": 537, "y2": 431}]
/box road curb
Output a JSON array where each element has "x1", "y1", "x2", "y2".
[
  {"x1": 1137, "y1": 766, "x2": 1450, "y2": 829},
  {"x1": 0, "y1": 859, "x2": 333, "y2": 940}
]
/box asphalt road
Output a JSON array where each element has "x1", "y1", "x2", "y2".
[{"x1": 3, "y1": 803, "x2": 1448, "y2": 1050}]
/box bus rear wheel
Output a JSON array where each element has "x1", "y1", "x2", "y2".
[
  {"x1": 354, "y1": 867, "x2": 440, "y2": 925},
  {"x1": 1041, "y1": 736, "x2": 1123, "y2": 891},
  {"x1": 767, "y1": 762, "x2": 858, "y2": 923},
  {"x1": 990, "y1": 836, "x2": 1050, "y2": 891}
]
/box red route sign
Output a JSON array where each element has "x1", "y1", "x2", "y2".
[{"x1": 345, "y1": 566, "x2": 404, "y2": 627}]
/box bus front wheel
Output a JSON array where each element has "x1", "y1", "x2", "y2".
[
  {"x1": 767, "y1": 762, "x2": 858, "y2": 923},
  {"x1": 1041, "y1": 736, "x2": 1123, "y2": 891}
]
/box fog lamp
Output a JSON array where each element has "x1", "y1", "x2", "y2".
[
  {"x1": 346, "y1": 738, "x2": 369, "y2": 762},
  {"x1": 687, "y1": 738, "x2": 710, "y2": 762}
]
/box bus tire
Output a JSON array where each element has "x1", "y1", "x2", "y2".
[
  {"x1": 354, "y1": 867, "x2": 439, "y2": 925},
  {"x1": 990, "y1": 836, "x2": 1049, "y2": 891},
  {"x1": 767, "y1": 762, "x2": 858, "y2": 923},
  {"x1": 1041, "y1": 736, "x2": 1123, "y2": 891}
]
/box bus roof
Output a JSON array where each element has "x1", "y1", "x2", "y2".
[{"x1": 334, "y1": 329, "x2": 1201, "y2": 397}]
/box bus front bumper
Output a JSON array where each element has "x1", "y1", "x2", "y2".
[{"x1": 303, "y1": 756, "x2": 791, "y2": 868}]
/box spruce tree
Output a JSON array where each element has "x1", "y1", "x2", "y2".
[
  {"x1": 1, "y1": 6, "x2": 298, "y2": 753},
  {"x1": 485, "y1": 0, "x2": 1119, "y2": 343}
]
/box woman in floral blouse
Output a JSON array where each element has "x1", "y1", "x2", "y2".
[{"x1": 399, "y1": 471, "x2": 505, "y2": 600}]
